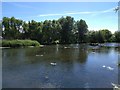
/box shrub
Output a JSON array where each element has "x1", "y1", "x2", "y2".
[{"x1": 2, "y1": 40, "x2": 40, "y2": 47}]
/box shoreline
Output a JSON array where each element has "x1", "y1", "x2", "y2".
[
  {"x1": 0, "y1": 47, "x2": 10, "y2": 49},
  {"x1": 0, "y1": 44, "x2": 44, "y2": 48}
]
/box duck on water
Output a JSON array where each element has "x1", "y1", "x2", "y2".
[{"x1": 50, "y1": 62, "x2": 57, "y2": 66}]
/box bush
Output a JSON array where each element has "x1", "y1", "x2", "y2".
[{"x1": 2, "y1": 40, "x2": 40, "y2": 47}]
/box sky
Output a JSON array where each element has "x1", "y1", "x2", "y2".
[{"x1": 2, "y1": 2, "x2": 118, "y2": 33}]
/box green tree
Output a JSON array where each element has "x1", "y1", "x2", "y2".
[
  {"x1": 22, "y1": 21, "x2": 29, "y2": 39},
  {"x1": 100, "y1": 29, "x2": 112, "y2": 42},
  {"x1": 2, "y1": 17, "x2": 11, "y2": 39},
  {"x1": 59, "y1": 16, "x2": 74, "y2": 44},
  {"x1": 0, "y1": 20, "x2": 2, "y2": 37},
  {"x1": 2, "y1": 17, "x2": 23, "y2": 39},
  {"x1": 51, "y1": 20, "x2": 61, "y2": 44},
  {"x1": 114, "y1": 31, "x2": 120, "y2": 42},
  {"x1": 3, "y1": 16, "x2": 118, "y2": 44},
  {"x1": 96, "y1": 31, "x2": 104, "y2": 43},
  {"x1": 42, "y1": 20, "x2": 53, "y2": 44},
  {"x1": 88, "y1": 31, "x2": 97, "y2": 43},
  {"x1": 77, "y1": 19, "x2": 88, "y2": 43},
  {"x1": 28, "y1": 20, "x2": 39, "y2": 40},
  {"x1": 36, "y1": 22, "x2": 43, "y2": 43}
]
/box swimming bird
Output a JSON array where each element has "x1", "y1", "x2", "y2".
[
  {"x1": 102, "y1": 65, "x2": 106, "y2": 68},
  {"x1": 36, "y1": 54, "x2": 43, "y2": 56},
  {"x1": 111, "y1": 83, "x2": 120, "y2": 90},
  {"x1": 64, "y1": 46, "x2": 70, "y2": 49},
  {"x1": 45, "y1": 76, "x2": 49, "y2": 79},
  {"x1": 36, "y1": 55, "x2": 40, "y2": 56},
  {"x1": 102, "y1": 65, "x2": 114, "y2": 70},
  {"x1": 64, "y1": 47, "x2": 68, "y2": 49},
  {"x1": 107, "y1": 66, "x2": 114, "y2": 70},
  {"x1": 50, "y1": 62, "x2": 57, "y2": 66},
  {"x1": 40, "y1": 55, "x2": 43, "y2": 56}
]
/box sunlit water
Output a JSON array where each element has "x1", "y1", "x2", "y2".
[{"x1": 2, "y1": 44, "x2": 119, "y2": 88}]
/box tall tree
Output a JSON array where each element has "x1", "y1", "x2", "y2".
[
  {"x1": 28, "y1": 20, "x2": 39, "y2": 40},
  {"x1": 59, "y1": 16, "x2": 74, "y2": 44},
  {"x1": 2, "y1": 17, "x2": 23, "y2": 39},
  {"x1": 0, "y1": 20, "x2": 2, "y2": 37},
  {"x1": 51, "y1": 20, "x2": 61, "y2": 44},
  {"x1": 100, "y1": 29, "x2": 112, "y2": 42},
  {"x1": 96, "y1": 31, "x2": 104, "y2": 43},
  {"x1": 22, "y1": 21, "x2": 29, "y2": 39},
  {"x1": 77, "y1": 19, "x2": 88, "y2": 43},
  {"x1": 114, "y1": 31, "x2": 120, "y2": 42},
  {"x1": 2, "y1": 17, "x2": 11, "y2": 39},
  {"x1": 42, "y1": 20, "x2": 53, "y2": 44},
  {"x1": 88, "y1": 31, "x2": 97, "y2": 43}
]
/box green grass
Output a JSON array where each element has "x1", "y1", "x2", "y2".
[{"x1": 2, "y1": 40, "x2": 40, "y2": 47}]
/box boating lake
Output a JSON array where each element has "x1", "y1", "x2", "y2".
[{"x1": 2, "y1": 44, "x2": 120, "y2": 88}]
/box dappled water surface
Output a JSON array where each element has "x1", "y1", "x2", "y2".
[{"x1": 2, "y1": 44, "x2": 119, "y2": 88}]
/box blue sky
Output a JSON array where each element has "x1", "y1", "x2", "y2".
[{"x1": 2, "y1": 2, "x2": 118, "y2": 33}]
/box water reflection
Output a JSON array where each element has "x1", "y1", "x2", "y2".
[
  {"x1": 25, "y1": 44, "x2": 88, "y2": 64},
  {"x1": 2, "y1": 44, "x2": 118, "y2": 88}
]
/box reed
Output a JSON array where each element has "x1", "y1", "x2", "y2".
[{"x1": 2, "y1": 40, "x2": 40, "y2": 47}]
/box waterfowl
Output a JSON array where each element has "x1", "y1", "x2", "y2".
[
  {"x1": 111, "y1": 83, "x2": 120, "y2": 89},
  {"x1": 36, "y1": 55, "x2": 40, "y2": 56},
  {"x1": 64, "y1": 47, "x2": 70, "y2": 49},
  {"x1": 36, "y1": 54, "x2": 43, "y2": 56},
  {"x1": 102, "y1": 65, "x2": 106, "y2": 68},
  {"x1": 102, "y1": 65, "x2": 114, "y2": 70},
  {"x1": 45, "y1": 76, "x2": 48, "y2": 79},
  {"x1": 40, "y1": 55, "x2": 43, "y2": 56},
  {"x1": 50, "y1": 62, "x2": 57, "y2": 66},
  {"x1": 107, "y1": 66, "x2": 114, "y2": 70},
  {"x1": 64, "y1": 47, "x2": 68, "y2": 49}
]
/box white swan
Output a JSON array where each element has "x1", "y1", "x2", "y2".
[
  {"x1": 107, "y1": 66, "x2": 114, "y2": 70},
  {"x1": 50, "y1": 62, "x2": 57, "y2": 66},
  {"x1": 36, "y1": 54, "x2": 43, "y2": 56},
  {"x1": 111, "y1": 83, "x2": 120, "y2": 90},
  {"x1": 102, "y1": 65, "x2": 106, "y2": 68},
  {"x1": 102, "y1": 65, "x2": 114, "y2": 70}
]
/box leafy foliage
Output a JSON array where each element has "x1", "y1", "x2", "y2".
[
  {"x1": 2, "y1": 16, "x2": 119, "y2": 44},
  {"x1": 114, "y1": 31, "x2": 120, "y2": 42},
  {"x1": 2, "y1": 40, "x2": 40, "y2": 47}
]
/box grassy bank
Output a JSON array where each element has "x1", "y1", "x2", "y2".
[{"x1": 2, "y1": 40, "x2": 40, "y2": 47}]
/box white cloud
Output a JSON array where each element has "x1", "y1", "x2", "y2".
[
  {"x1": 38, "y1": 7, "x2": 115, "y2": 17},
  {"x1": 39, "y1": 13, "x2": 64, "y2": 17}
]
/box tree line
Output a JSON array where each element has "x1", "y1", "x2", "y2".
[{"x1": 1, "y1": 16, "x2": 120, "y2": 44}]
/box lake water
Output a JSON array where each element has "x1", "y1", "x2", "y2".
[{"x1": 2, "y1": 44, "x2": 119, "y2": 88}]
